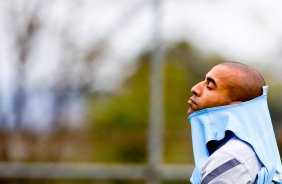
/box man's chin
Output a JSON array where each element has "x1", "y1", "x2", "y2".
[{"x1": 187, "y1": 108, "x2": 195, "y2": 116}]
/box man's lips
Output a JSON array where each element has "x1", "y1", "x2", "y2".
[
  {"x1": 187, "y1": 97, "x2": 197, "y2": 115},
  {"x1": 188, "y1": 97, "x2": 197, "y2": 106}
]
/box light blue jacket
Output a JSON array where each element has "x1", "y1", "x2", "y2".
[{"x1": 188, "y1": 86, "x2": 282, "y2": 183}]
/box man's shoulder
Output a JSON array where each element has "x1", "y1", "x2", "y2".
[
  {"x1": 201, "y1": 137, "x2": 262, "y2": 184},
  {"x1": 213, "y1": 136, "x2": 257, "y2": 161}
]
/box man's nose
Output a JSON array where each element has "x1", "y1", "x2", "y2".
[{"x1": 191, "y1": 82, "x2": 202, "y2": 96}]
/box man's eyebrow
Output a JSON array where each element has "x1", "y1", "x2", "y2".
[{"x1": 206, "y1": 76, "x2": 217, "y2": 87}]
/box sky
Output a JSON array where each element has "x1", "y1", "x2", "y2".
[
  {"x1": 92, "y1": 0, "x2": 282, "y2": 90},
  {"x1": 1, "y1": 0, "x2": 282, "y2": 91},
  {"x1": 1, "y1": 0, "x2": 282, "y2": 130},
  {"x1": 163, "y1": 0, "x2": 282, "y2": 62}
]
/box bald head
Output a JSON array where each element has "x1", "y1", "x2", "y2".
[
  {"x1": 219, "y1": 61, "x2": 266, "y2": 102},
  {"x1": 187, "y1": 61, "x2": 266, "y2": 115}
]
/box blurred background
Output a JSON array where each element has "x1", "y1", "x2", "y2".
[{"x1": 0, "y1": 0, "x2": 282, "y2": 184}]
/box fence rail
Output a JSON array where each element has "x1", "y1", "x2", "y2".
[{"x1": 0, "y1": 163, "x2": 193, "y2": 181}]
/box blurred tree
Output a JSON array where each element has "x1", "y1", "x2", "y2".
[
  {"x1": 0, "y1": 1, "x2": 101, "y2": 133},
  {"x1": 87, "y1": 54, "x2": 151, "y2": 163},
  {"x1": 0, "y1": 0, "x2": 104, "y2": 162},
  {"x1": 87, "y1": 41, "x2": 223, "y2": 164}
]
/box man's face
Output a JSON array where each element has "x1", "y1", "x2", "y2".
[{"x1": 187, "y1": 64, "x2": 239, "y2": 115}]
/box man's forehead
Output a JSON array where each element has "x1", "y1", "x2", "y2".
[{"x1": 206, "y1": 65, "x2": 239, "y2": 83}]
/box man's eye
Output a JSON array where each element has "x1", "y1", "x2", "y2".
[{"x1": 207, "y1": 83, "x2": 214, "y2": 89}]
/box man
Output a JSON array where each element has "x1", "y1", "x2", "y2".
[{"x1": 187, "y1": 61, "x2": 282, "y2": 184}]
